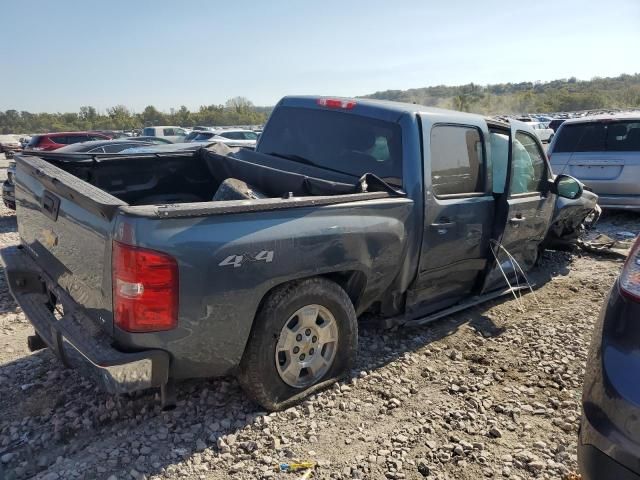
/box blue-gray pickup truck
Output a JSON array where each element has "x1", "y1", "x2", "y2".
[{"x1": 2, "y1": 96, "x2": 596, "y2": 410}]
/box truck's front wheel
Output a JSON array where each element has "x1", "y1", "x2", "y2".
[{"x1": 238, "y1": 278, "x2": 357, "y2": 411}]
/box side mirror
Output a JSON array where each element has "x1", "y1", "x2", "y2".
[{"x1": 552, "y1": 174, "x2": 583, "y2": 200}]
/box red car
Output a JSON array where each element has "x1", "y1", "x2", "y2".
[{"x1": 25, "y1": 131, "x2": 111, "y2": 151}]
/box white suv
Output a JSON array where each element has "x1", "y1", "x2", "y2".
[{"x1": 142, "y1": 126, "x2": 189, "y2": 143}]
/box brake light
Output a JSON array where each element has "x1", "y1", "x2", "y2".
[
  {"x1": 317, "y1": 98, "x2": 356, "y2": 110},
  {"x1": 112, "y1": 241, "x2": 178, "y2": 332},
  {"x1": 620, "y1": 238, "x2": 640, "y2": 302}
]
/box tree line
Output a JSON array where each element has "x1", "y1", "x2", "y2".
[
  {"x1": 3, "y1": 74, "x2": 640, "y2": 134},
  {"x1": 0, "y1": 97, "x2": 271, "y2": 134},
  {"x1": 365, "y1": 73, "x2": 640, "y2": 115}
]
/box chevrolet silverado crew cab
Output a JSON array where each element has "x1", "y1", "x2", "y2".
[{"x1": 2, "y1": 96, "x2": 590, "y2": 410}]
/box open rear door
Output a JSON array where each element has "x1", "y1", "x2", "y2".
[{"x1": 481, "y1": 120, "x2": 555, "y2": 292}]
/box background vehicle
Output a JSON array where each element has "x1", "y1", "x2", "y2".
[
  {"x1": 530, "y1": 122, "x2": 554, "y2": 143},
  {"x1": 141, "y1": 126, "x2": 189, "y2": 142},
  {"x1": 548, "y1": 118, "x2": 566, "y2": 132},
  {"x1": 184, "y1": 129, "x2": 258, "y2": 148},
  {"x1": 0, "y1": 135, "x2": 22, "y2": 158},
  {"x1": 55, "y1": 139, "x2": 155, "y2": 153},
  {"x1": 129, "y1": 136, "x2": 174, "y2": 144},
  {"x1": 3, "y1": 96, "x2": 590, "y2": 411},
  {"x1": 548, "y1": 114, "x2": 640, "y2": 210},
  {"x1": 580, "y1": 236, "x2": 640, "y2": 479},
  {"x1": 2, "y1": 140, "x2": 156, "y2": 210},
  {"x1": 2, "y1": 161, "x2": 16, "y2": 209},
  {"x1": 25, "y1": 132, "x2": 110, "y2": 151},
  {"x1": 212, "y1": 128, "x2": 258, "y2": 146},
  {"x1": 119, "y1": 142, "x2": 207, "y2": 153}
]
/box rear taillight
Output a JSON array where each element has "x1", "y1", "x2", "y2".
[
  {"x1": 317, "y1": 98, "x2": 356, "y2": 110},
  {"x1": 620, "y1": 238, "x2": 640, "y2": 302},
  {"x1": 112, "y1": 241, "x2": 178, "y2": 332}
]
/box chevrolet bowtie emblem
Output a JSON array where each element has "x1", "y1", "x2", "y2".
[{"x1": 41, "y1": 228, "x2": 58, "y2": 248}]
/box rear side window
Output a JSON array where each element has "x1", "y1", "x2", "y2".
[
  {"x1": 50, "y1": 136, "x2": 68, "y2": 144},
  {"x1": 607, "y1": 122, "x2": 640, "y2": 151},
  {"x1": 258, "y1": 106, "x2": 403, "y2": 186},
  {"x1": 67, "y1": 135, "x2": 90, "y2": 144},
  {"x1": 143, "y1": 127, "x2": 155, "y2": 136},
  {"x1": 242, "y1": 131, "x2": 258, "y2": 140},
  {"x1": 27, "y1": 136, "x2": 42, "y2": 147},
  {"x1": 430, "y1": 125, "x2": 484, "y2": 196},
  {"x1": 163, "y1": 128, "x2": 175, "y2": 136},
  {"x1": 194, "y1": 132, "x2": 215, "y2": 141},
  {"x1": 219, "y1": 131, "x2": 242, "y2": 140}
]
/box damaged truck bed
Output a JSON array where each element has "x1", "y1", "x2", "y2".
[{"x1": 2, "y1": 96, "x2": 598, "y2": 410}]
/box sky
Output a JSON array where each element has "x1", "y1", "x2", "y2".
[{"x1": 1, "y1": 0, "x2": 639, "y2": 113}]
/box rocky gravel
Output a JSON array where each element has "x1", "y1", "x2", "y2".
[{"x1": 0, "y1": 157, "x2": 637, "y2": 479}]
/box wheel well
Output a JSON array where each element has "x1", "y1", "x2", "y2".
[
  {"x1": 320, "y1": 270, "x2": 367, "y2": 309},
  {"x1": 255, "y1": 271, "x2": 366, "y2": 319}
]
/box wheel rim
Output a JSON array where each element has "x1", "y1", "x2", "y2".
[{"x1": 275, "y1": 304, "x2": 339, "y2": 388}]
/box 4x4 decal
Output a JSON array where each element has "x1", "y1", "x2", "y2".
[{"x1": 218, "y1": 250, "x2": 274, "y2": 268}]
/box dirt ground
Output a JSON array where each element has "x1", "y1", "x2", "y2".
[{"x1": 0, "y1": 156, "x2": 638, "y2": 480}]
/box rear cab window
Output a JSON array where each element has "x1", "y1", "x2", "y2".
[
  {"x1": 430, "y1": 125, "x2": 485, "y2": 196},
  {"x1": 258, "y1": 106, "x2": 403, "y2": 186}
]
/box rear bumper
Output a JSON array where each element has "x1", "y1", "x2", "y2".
[
  {"x1": 0, "y1": 245, "x2": 169, "y2": 394},
  {"x1": 596, "y1": 194, "x2": 640, "y2": 211}
]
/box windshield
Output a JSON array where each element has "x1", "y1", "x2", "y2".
[{"x1": 258, "y1": 107, "x2": 403, "y2": 186}]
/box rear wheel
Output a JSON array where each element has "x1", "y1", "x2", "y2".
[{"x1": 238, "y1": 277, "x2": 357, "y2": 410}]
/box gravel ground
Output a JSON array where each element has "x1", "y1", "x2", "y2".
[{"x1": 0, "y1": 158, "x2": 638, "y2": 479}]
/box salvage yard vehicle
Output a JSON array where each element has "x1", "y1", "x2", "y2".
[
  {"x1": 2, "y1": 140, "x2": 156, "y2": 210},
  {"x1": 1, "y1": 96, "x2": 596, "y2": 411},
  {"x1": 579, "y1": 235, "x2": 640, "y2": 480},
  {"x1": 141, "y1": 126, "x2": 189, "y2": 143},
  {"x1": 548, "y1": 113, "x2": 640, "y2": 211},
  {"x1": 2, "y1": 161, "x2": 16, "y2": 209},
  {"x1": 25, "y1": 131, "x2": 111, "y2": 152},
  {"x1": 0, "y1": 135, "x2": 22, "y2": 158},
  {"x1": 530, "y1": 121, "x2": 555, "y2": 143}
]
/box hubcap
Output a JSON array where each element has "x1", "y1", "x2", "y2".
[{"x1": 275, "y1": 304, "x2": 339, "y2": 388}]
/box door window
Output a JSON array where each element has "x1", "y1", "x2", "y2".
[
  {"x1": 430, "y1": 125, "x2": 484, "y2": 196},
  {"x1": 489, "y1": 131, "x2": 509, "y2": 194},
  {"x1": 510, "y1": 131, "x2": 547, "y2": 194},
  {"x1": 163, "y1": 128, "x2": 176, "y2": 136}
]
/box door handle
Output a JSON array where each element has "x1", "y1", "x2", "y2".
[
  {"x1": 431, "y1": 221, "x2": 456, "y2": 228},
  {"x1": 430, "y1": 220, "x2": 456, "y2": 235}
]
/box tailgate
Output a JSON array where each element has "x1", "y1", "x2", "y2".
[
  {"x1": 566, "y1": 152, "x2": 640, "y2": 196},
  {"x1": 14, "y1": 155, "x2": 126, "y2": 333}
]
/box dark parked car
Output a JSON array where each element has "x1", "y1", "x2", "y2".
[
  {"x1": 54, "y1": 139, "x2": 155, "y2": 153},
  {"x1": 129, "y1": 136, "x2": 174, "y2": 144},
  {"x1": 25, "y1": 132, "x2": 111, "y2": 151},
  {"x1": 2, "y1": 96, "x2": 596, "y2": 411},
  {"x1": 548, "y1": 119, "x2": 566, "y2": 132},
  {"x1": 580, "y1": 235, "x2": 640, "y2": 479}
]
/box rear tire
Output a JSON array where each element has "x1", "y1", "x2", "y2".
[{"x1": 238, "y1": 277, "x2": 357, "y2": 411}]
